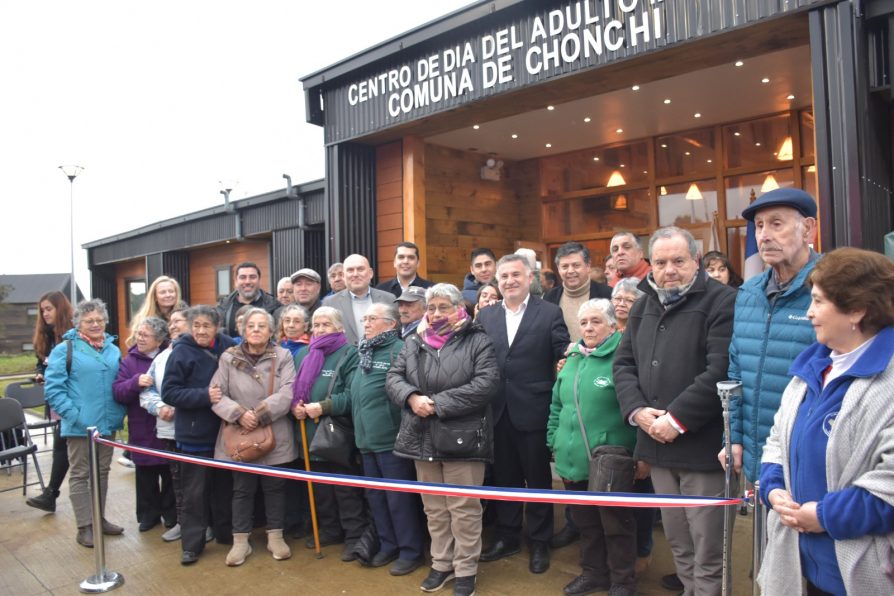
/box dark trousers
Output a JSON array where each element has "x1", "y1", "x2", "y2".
[
  {"x1": 232, "y1": 470, "x2": 286, "y2": 533},
  {"x1": 633, "y1": 477, "x2": 656, "y2": 557},
  {"x1": 362, "y1": 451, "x2": 424, "y2": 561},
  {"x1": 283, "y1": 458, "x2": 311, "y2": 533},
  {"x1": 161, "y1": 439, "x2": 183, "y2": 526},
  {"x1": 566, "y1": 480, "x2": 636, "y2": 586},
  {"x1": 48, "y1": 425, "x2": 69, "y2": 493},
  {"x1": 492, "y1": 414, "x2": 554, "y2": 543},
  {"x1": 135, "y1": 464, "x2": 176, "y2": 526},
  {"x1": 178, "y1": 448, "x2": 233, "y2": 554},
  {"x1": 307, "y1": 459, "x2": 367, "y2": 542}
]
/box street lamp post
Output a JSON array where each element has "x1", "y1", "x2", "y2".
[{"x1": 59, "y1": 165, "x2": 84, "y2": 306}]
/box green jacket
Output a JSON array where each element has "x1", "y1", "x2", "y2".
[
  {"x1": 547, "y1": 332, "x2": 634, "y2": 482},
  {"x1": 325, "y1": 334, "x2": 403, "y2": 454},
  {"x1": 293, "y1": 344, "x2": 358, "y2": 459}
]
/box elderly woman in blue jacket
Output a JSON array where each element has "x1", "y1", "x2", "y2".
[
  {"x1": 759, "y1": 248, "x2": 894, "y2": 596},
  {"x1": 45, "y1": 299, "x2": 126, "y2": 549}
]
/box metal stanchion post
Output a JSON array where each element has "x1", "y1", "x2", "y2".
[
  {"x1": 717, "y1": 381, "x2": 742, "y2": 596},
  {"x1": 79, "y1": 428, "x2": 124, "y2": 593},
  {"x1": 752, "y1": 478, "x2": 765, "y2": 596}
]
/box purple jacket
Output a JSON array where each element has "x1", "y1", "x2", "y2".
[{"x1": 113, "y1": 344, "x2": 169, "y2": 466}]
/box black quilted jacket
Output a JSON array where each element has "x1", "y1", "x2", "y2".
[{"x1": 386, "y1": 321, "x2": 499, "y2": 462}]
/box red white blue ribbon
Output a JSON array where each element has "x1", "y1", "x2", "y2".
[{"x1": 93, "y1": 432, "x2": 743, "y2": 509}]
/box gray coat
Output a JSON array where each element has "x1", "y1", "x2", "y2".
[
  {"x1": 322, "y1": 287, "x2": 395, "y2": 345},
  {"x1": 386, "y1": 322, "x2": 499, "y2": 462},
  {"x1": 211, "y1": 344, "x2": 298, "y2": 466}
]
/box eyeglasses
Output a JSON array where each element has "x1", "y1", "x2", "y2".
[
  {"x1": 361, "y1": 315, "x2": 393, "y2": 323},
  {"x1": 611, "y1": 296, "x2": 637, "y2": 306},
  {"x1": 80, "y1": 318, "x2": 105, "y2": 327},
  {"x1": 426, "y1": 304, "x2": 456, "y2": 314}
]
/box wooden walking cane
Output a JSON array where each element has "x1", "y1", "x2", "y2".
[{"x1": 299, "y1": 416, "x2": 323, "y2": 559}]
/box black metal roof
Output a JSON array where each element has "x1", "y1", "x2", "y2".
[{"x1": 0, "y1": 273, "x2": 84, "y2": 304}]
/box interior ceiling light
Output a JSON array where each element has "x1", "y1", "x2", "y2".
[
  {"x1": 606, "y1": 170, "x2": 626, "y2": 187},
  {"x1": 632, "y1": 85, "x2": 640, "y2": 91},
  {"x1": 685, "y1": 183, "x2": 704, "y2": 201},
  {"x1": 777, "y1": 137, "x2": 793, "y2": 161},
  {"x1": 694, "y1": 113, "x2": 702, "y2": 118},
  {"x1": 684, "y1": 151, "x2": 691, "y2": 156},
  {"x1": 807, "y1": 165, "x2": 816, "y2": 173},
  {"x1": 660, "y1": 186, "x2": 668, "y2": 196},
  {"x1": 584, "y1": 117, "x2": 591, "y2": 123},
  {"x1": 661, "y1": 143, "x2": 668, "y2": 148},
  {"x1": 473, "y1": 124, "x2": 480, "y2": 130},
  {"x1": 613, "y1": 194, "x2": 628, "y2": 210},
  {"x1": 511, "y1": 133, "x2": 518, "y2": 139},
  {"x1": 761, "y1": 77, "x2": 770, "y2": 84},
  {"x1": 593, "y1": 156, "x2": 600, "y2": 161},
  {"x1": 620, "y1": 164, "x2": 626, "y2": 168},
  {"x1": 545, "y1": 143, "x2": 552, "y2": 148},
  {"x1": 616, "y1": 128, "x2": 623, "y2": 133},
  {"x1": 761, "y1": 173, "x2": 780, "y2": 193},
  {"x1": 547, "y1": 105, "x2": 555, "y2": 111},
  {"x1": 663, "y1": 99, "x2": 671, "y2": 104},
  {"x1": 707, "y1": 159, "x2": 713, "y2": 163},
  {"x1": 735, "y1": 60, "x2": 744, "y2": 67},
  {"x1": 733, "y1": 131, "x2": 741, "y2": 137},
  {"x1": 787, "y1": 94, "x2": 795, "y2": 100},
  {"x1": 755, "y1": 142, "x2": 762, "y2": 147}
]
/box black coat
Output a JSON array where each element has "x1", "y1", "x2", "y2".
[
  {"x1": 376, "y1": 275, "x2": 434, "y2": 298},
  {"x1": 613, "y1": 274, "x2": 735, "y2": 471},
  {"x1": 162, "y1": 332, "x2": 236, "y2": 446},
  {"x1": 217, "y1": 290, "x2": 279, "y2": 337},
  {"x1": 543, "y1": 280, "x2": 612, "y2": 304},
  {"x1": 386, "y1": 322, "x2": 499, "y2": 462},
  {"x1": 476, "y1": 296, "x2": 570, "y2": 431}
]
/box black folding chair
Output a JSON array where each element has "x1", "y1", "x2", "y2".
[
  {"x1": 0, "y1": 398, "x2": 46, "y2": 494},
  {"x1": 5, "y1": 380, "x2": 57, "y2": 447}
]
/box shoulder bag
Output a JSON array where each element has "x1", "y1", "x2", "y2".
[
  {"x1": 222, "y1": 353, "x2": 277, "y2": 463},
  {"x1": 308, "y1": 351, "x2": 356, "y2": 468},
  {"x1": 571, "y1": 364, "x2": 635, "y2": 493}
]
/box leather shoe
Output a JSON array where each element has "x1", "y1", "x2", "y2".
[
  {"x1": 101, "y1": 518, "x2": 124, "y2": 535},
  {"x1": 139, "y1": 519, "x2": 159, "y2": 532},
  {"x1": 479, "y1": 539, "x2": 520, "y2": 562},
  {"x1": 368, "y1": 549, "x2": 398, "y2": 568},
  {"x1": 550, "y1": 524, "x2": 580, "y2": 549},
  {"x1": 306, "y1": 533, "x2": 344, "y2": 549},
  {"x1": 528, "y1": 541, "x2": 550, "y2": 574},
  {"x1": 389, "y1": 556, "x2": 423, "y2": 576},
  {"x1": 661, "y1": 573, "x2": 684, "y2": 591},
  {"x1": 564, "y1": 575, "x2": 610, "y2": 596},
  {"x1": 180, "y1": 550, "x2": 199, "y2": 565},
  {"x1": 76, "y1": 526, "x2": 94, "y2": 548}
]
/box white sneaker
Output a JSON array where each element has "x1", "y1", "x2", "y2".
[
  {"x1": 162, "y1": 524, "x2": 181, "y2": 542},
  {"x1": 117, "y1": 456, "x2": 135, "y2": 468}
]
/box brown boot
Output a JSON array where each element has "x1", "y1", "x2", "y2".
[
  {"x1": 266, "y1": 529, "x2": 291, "y2": 561},
  {"x1": 226, "y1": 533, "x2": 252, "y2": 566}
]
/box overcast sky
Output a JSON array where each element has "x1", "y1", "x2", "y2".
[{"x1": 0, "y1": 0, "x2": 471, "y2": 294}]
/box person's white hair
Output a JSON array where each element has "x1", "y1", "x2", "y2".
[
  {"x1": 612, "y1": 277, "x2": 644, "y2": 299},
  {"x1": 424, "y1": 283, "x2": 464, "y2": 306},
  {"x1": 238, "y1": 307, "x2": 274, "y2": 336},
  {"x1": 577, "y1": 298, "x2": 617, "y2": 328},
  {"x1": 277, "y1": 277, "x2": 292, "y2": 292},
  {"x1": 312, "y1": 306, "x2": 344, "y2": 331},
  {"x1": 514, "y1": 248, "x2": 538, "y2": 270}
]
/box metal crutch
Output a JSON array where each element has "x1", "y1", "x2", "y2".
[{"x1": 717, "y1": 380, "x2": 743, "y2": 596}]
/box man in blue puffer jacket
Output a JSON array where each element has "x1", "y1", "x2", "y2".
[{"x1": 725, "y1": 188, "x2": 820, "y2": 483}]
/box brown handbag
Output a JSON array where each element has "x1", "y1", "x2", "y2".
[{"x1": 222, "y1": 354, "x2": 277, "y2": 463}]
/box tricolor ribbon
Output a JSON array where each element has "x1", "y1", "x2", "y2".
[{"x1": 93, "y1": 431, "x2": 743, "y2": 509}]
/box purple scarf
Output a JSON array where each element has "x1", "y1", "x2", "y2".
[
  {"x1": 291, "y1": 332, "x2": 347, "y2": 406},
  {"x1": 420, "y1": 307, "x2": 469, "y2": 350}
]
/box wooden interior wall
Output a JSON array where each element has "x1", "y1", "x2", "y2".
[
  {"x1": 375, "y1": 141, "x2": 403, "y2": 281},
  {"x1": 425, "y1": 144, "x2": 541, "y2": 285},
  {"x1": 115, "y1": 258, "x2": 146, "y2": 342},
  {"x1": 187, "y1": 241, "x2": 270, "y2": 307}
]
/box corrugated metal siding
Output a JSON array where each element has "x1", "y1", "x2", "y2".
[
  {"x1": 326, "y1": 143, "x2": 377, "y2": 263},
  {"x1": 90, "y1": 267, "x2": 118, "y2": 344},
  {"x1": 304, "y1": 228, "x2": 327, "y2": 288},
  {"x1": 91, "y1": 215, "x2": 235, "y2": 265},
  {"x1": 271, "y1": 228, "x2": 303, "y2": 283},
  {"x1": 162, "y1": 252, "x2": 191, "y2": 303},
  {"x1": 321, "y1": 0, "x2": 825, "y2": 144}
]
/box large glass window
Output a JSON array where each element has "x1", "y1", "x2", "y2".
[
  {"x1": 658, "y1": 179, "x2": 717, "y2": 227},
  {"x1": 723, "y1": 114, "x2": 792, "y2": 170},
  {"x1": 216, "y1": 266, "x2": 232, "y2": 302},
  {"x1": 543, "y1": 189, "x2": 653, "y2": 238},
  {"x1": 725, "y1": 169, "x2": 795, "y2": 220},
  {"x1": 655, "y1": 128, "x2": 715, "y2": 179},
  {"x1": 540, "y1": 140, "x2": 649, "y2": 196},
  {"x1": 126, "y1": 279, "x2": 147, "y2": 322}
]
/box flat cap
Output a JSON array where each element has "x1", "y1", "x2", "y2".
[
  {"x1": 394, "y1": 286, "x2": 426, "y2": 303},
  {"x1": 741, "y1": 187, "x2": 817, "y2": 222},
  {"x1": 290, "y1": 268, "x2": 321, "y2": 283}
]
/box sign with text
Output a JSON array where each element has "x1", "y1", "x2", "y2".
[{"x1": 344, "y1": 0, "x2": 666, "y2": 121}]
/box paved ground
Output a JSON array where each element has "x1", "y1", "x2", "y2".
[{"x1": 0, "y1": 438, "x2": 758, "y2": 595}]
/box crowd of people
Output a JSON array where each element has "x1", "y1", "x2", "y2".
[{"x1": 22, "y1": 188, "x2": 894, "y2": 596}]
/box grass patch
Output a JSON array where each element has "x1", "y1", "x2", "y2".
[{"x1": 0, "y1": 353, "x2": 36, "y2": 376}]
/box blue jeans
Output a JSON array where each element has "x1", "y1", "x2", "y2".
[{"x1": 361, "y1": 452, "x2": 424, "y2": 561}]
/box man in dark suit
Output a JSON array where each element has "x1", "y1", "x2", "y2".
[
  {"x1": 322, "y1": 254, "x2": 394, "y2": 344},
  {"x1": 376, "y1": 242, "x2": 433, "y2": 298},
  {"x1": 477, "y1": 254, "x2": 570, "y2": 574}
]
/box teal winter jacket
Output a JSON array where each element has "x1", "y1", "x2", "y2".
[
  {"x1": 45, "y1": 328, "x2": 125, "y2": 438},
  {"x1": 728, "y1": 253, "x2": 818, "y2": 481}
]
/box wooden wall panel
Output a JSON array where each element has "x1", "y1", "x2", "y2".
[
  {"x1": 115, "y1": 259, "x2": 146, "y2": 342},
  {"x1": 187, "y1": 241, "x2": 270, "y2": 308},
  {"x1": 425, "y1": 144, "x2": 541, "y2": 285},
  {"x1": 376, "y1": 141, "x2": 403, "y2": 280}
]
